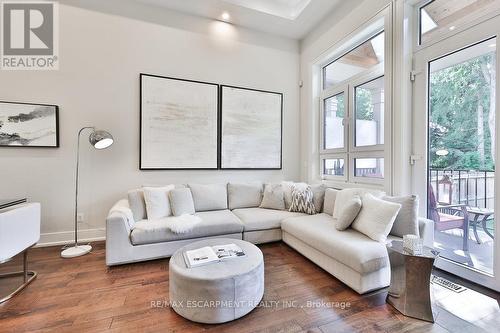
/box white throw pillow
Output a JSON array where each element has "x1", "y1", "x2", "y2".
[
  {"x1": 281, "y1": 181, "x2": 295, "y2": 209},
  {"x1": 335, "y1": 195, "x2": 362, "y2": 230},
  {"x1": 332, "y1": 188, "x2": 384, "y2": 219},
  {"x1": 143, "y1": 185, "x2": 175, "y2": 220},
  {"x1": 351, "y1": 193, "x2": 402, "y2": 243}
]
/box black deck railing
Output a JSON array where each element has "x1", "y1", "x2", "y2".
[{"x1": 429, "y1": 168, "x2": 495, "y2": 209}]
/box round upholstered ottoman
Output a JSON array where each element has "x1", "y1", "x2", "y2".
[{"x1": 169, "y1": 238, "x2": 264, "y2": 324}]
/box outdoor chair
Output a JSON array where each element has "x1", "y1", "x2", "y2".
[{"x1": 428, "y1": 185, "x2": 469, "y2": 252}]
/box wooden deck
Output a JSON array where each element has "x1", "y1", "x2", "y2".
[
  {"x1": 435, "y1": 228, "x2": 494, "y2": 275},
  {"x1": 0, "y1": 241, "x2": 499, "y2": 332}
]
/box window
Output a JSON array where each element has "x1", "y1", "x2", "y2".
[
  {"x1": 419, "y1": 0, "x2": 500, "y2": 45},
  {"x1": 323, "y1": 92, "x2": 345, "y2": 150},
  {"x1": 355, "y1": 76, "x2": 384, "y2": 147},
  {"x1": 323, "y1": 32, "x2": 384, "y2": 89},
  {"x1": 320, "y1": 30, "x2": 387, "y2": 184},
  {"x1": 354, "y1": 158, "x2": 384, "y2": 179},
  {"x1": 322, "y1": 157, "x2": 345, "y2": 177}
]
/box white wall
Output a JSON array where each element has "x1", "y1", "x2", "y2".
[{"x1": 0, "y1": 1, "x2": 300, "y2": 245}]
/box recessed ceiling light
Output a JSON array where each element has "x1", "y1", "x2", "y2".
[
  {"x1": 221, "y1": 12, "x2": 230, "y2": 21},
  {"x1": 449, "y1": 26, "x2": 456, "y2": 31}
]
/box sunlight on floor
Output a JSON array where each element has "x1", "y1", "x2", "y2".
[{"x1": 432, "y1": 282, "x2": 499, "y2": 325}]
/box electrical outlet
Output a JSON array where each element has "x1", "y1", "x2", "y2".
[{"x1": 77, "y1": 213, "x2": 85, "y2": 223}]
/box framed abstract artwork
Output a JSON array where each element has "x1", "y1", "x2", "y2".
[
  {"x1": 0, "y1": 101, "x2": 59, "y2": 148},
  {"x1": 140, "y1": 74, "x2": 219, "y2": 170},
  {"x1": 220, "y1": 85, "x2": 283, "y2": 169}
]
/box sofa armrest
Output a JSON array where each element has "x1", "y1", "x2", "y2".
[
  {"x1": 418, "y1": 217, "x2": 434, "y2": 248},
  {"x1": 106, "y1": 199, "x2": 134, "y2": 266},
  {"x1": 108, "y1": 199, "x2": 135, "y2": 230}
]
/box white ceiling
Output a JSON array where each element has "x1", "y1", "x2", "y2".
[{"x1": 136, "y1": 0, "x2": 345, "y2": 39}]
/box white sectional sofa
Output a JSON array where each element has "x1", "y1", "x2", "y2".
[{"x1": 106, "y1": 182, "x2": 434, "y2": 294}]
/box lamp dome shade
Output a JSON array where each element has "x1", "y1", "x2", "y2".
[{"x1": 89, "y1": 130, "x2": 114, "y2": 149}]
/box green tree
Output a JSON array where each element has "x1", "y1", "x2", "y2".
[{"x1": 429, "y1": 52, "x2": 495, "y2": 171}]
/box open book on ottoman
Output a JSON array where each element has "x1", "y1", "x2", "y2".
[{"x1": 184, "y1": 243, "x2": 246, "y2": 268}]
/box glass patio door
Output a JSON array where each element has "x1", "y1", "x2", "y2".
[{"x1": 413, "y1": 15, "x2": 500, "y2": 291}]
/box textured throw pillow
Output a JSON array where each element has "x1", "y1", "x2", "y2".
[
  {"x1": 332, "y1": 188, "x2": 384, "y2": 219},
  {"x1": 169, "y1": 188, "x2": 196, "y2": 216},
  {"x1": 383, "y1": 195, "x2": 419, "y2": 238},
  {"x1": 228, "y1": 182, "x2": 263, "y2": 209},
  {"x1": 128, "y1": 189, "x2": 147, "y2": 221},
  {"x1": 188, "y1": 183, "x2": 228, "y2": 212},
  {"x1": 289, "y1": 183, "x2": 316, "y2": 215},
  {"x1": 335, "y1": 195, "x2": 362, "y2": 230},
  {"x1": 260, "y1": 184, "x2": 285, "y2": 210},
  {"x1": 322, "y1": 188, "x2": 339, "y2": 216},
  {"x1": 143, "y1": 185, "x2": 175, "y2": 220},
  {"x1": 281, "y1": 181, "x2": 295, "y2": 209},
  {"x1": 351, "y1": 193, "x2": 402, "y2": 243}
]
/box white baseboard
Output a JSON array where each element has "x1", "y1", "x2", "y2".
[{"x1": 36, "y1": 228, "x2": 106, "y2": 247}]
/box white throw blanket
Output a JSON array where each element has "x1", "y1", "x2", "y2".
[{"x1": 164, "y1": 214, "x2": 202, "y2": 234}]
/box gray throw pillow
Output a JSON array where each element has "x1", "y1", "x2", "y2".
[
  {"x1": 335, "y1": 195, "x2": 362, "y2": 230},
  {"x1": 188, "y1": 183, "x2": 228, "y2": 212},
  {"x1": 289, "y1": 183, "x2": 316, "y2": 215},
  {"x1": 383, "y1": 195, "x2": 419, "y2": 237},
  {"x1": 311, "y1": 184, "x2": 326, "y2": 213},
  {"x1": 169, "y1": 188, "x2": 196, "y2": 216},
  {"x1": 323, "y1": 188, "x2": 339, "y2": 216},
  {"x1": 228, "y1": 182, "x2": 263, "y2": 209},
  {"x1": 128, "y1": 189, "x2": 147, "y2": 221},
  {"x1": 260, "y1": 184, "x2": 285, "y2": 210}
]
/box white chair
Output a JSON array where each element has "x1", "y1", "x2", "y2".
[{"x1": 0, "y1": 203, "x2": 41, "y2": 303}]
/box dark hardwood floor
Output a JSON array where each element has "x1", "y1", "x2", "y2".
[{"x1": 0, "y1": 241, "x2": 498, "y2": 333}]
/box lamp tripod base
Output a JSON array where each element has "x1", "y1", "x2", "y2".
[{"x1": 61, "y1": 244, "x2": 92, "y2": 258}]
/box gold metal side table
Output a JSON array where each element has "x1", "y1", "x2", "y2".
[{"x1": 386, "y1": 240, "x2": 439, "y2": 322}]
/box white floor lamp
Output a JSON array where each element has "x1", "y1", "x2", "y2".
[{"x1": 61, "y1": 127, "x2": 114, "y2": 258}]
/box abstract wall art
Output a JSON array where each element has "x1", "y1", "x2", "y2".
[
  {"x1": 220, "y1": 85, "x2": 282, "y2": 169},
  {"x1": 0, "y1": 101, "x2": 59, "y2": 148},
  {"x1": 140, "y1": 74, "x2": 219, "y2": 170}
]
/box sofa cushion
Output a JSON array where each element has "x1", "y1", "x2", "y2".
[
  {"x1": 232, "y1": 207, "x2": 306, "y2": 231},
  {"x1": 228, "y1": 182, "x2": 263, "y2": 209},
  {"x1": 322, "y1": 188, "x2": 339, "y2": 215},
  {"x1": 130, "y1": 210, "x2": 243, "y2": 245},
  {"x1": 281, "y1": 213, "x2": 389, "y2": 274},
  {"x1": 188, "y1": 183, "x2": 228, "y2": 212},
  {"x1": 332, "y1": 188, "x2": 384, "y2": 219},
  {"x1": 383, "y1": 195, "x2": 419, "y2": 238}
]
